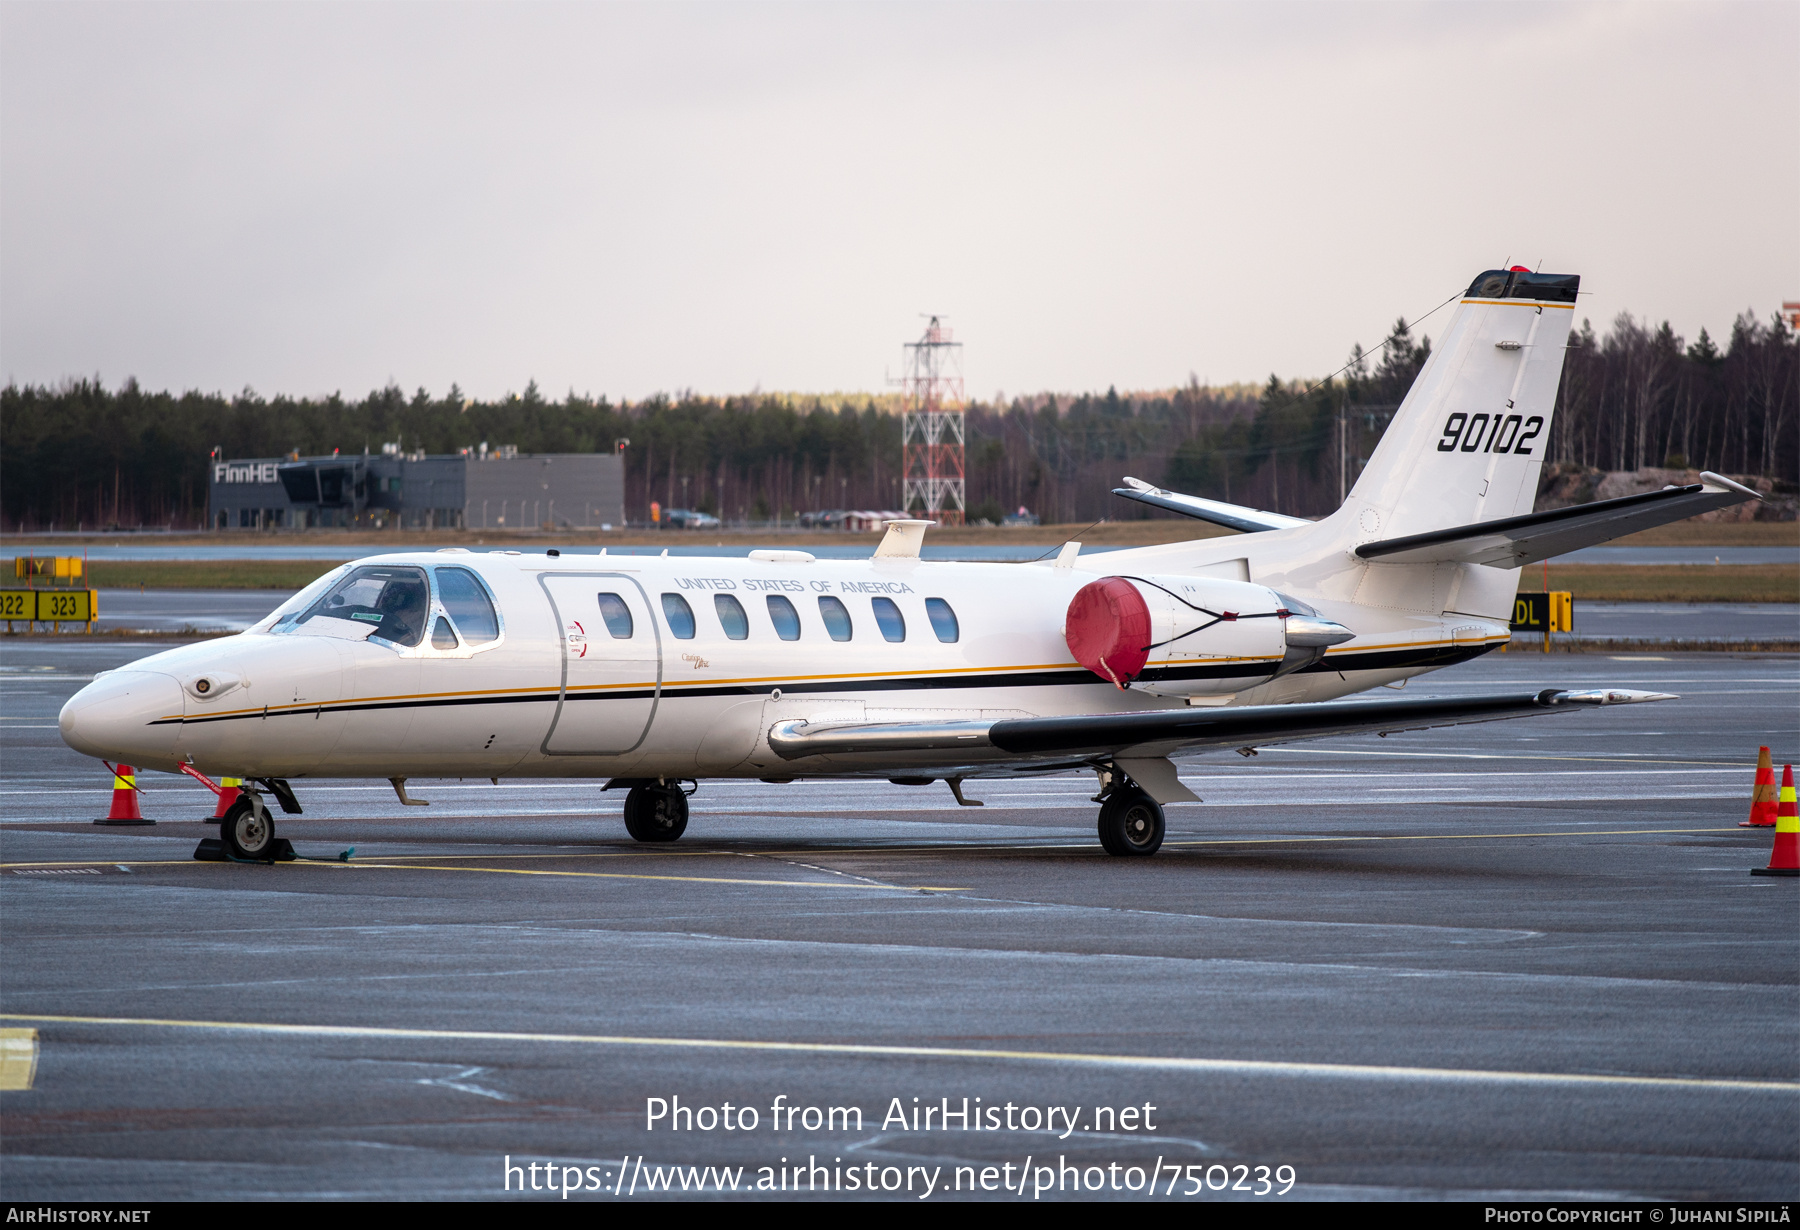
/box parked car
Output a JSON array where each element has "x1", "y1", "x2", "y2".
[{"x1": 660, "y1": 508, "x2": 721, "y2": 529}]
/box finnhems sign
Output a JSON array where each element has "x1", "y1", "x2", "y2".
[{"x1": 214, "y1": 462, "x2": 280, "y2": 484}]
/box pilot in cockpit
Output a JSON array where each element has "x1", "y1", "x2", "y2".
[{"x1": 373, "y1": 577, "x2": 428, "y2": 646}]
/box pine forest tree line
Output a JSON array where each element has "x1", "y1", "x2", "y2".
[{"x1": 1, "y1": 309, "x2": 1792, "y2": 531}]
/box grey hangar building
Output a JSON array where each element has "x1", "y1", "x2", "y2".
[{"x1": 208, "y1": 447, "x2": 626, "y2": 531}]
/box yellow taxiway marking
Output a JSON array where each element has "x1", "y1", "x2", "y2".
[
  {"x1": 0, "y1": 1029, "x2": 38, "y2": 1091},
  {"x1": 304, "y1": 861, "x2": 967, "y2": 891},
  {"x1": 0, "y1": 849, "x2": 744, "y2": 870},
  {"x1": 1276, "y1": 748, "x2": 1763, "y2": 768},
  {"x1": 0, "y1": 1013, "x2": 1788, "y2": 1094},
  {"x1": 0, "y1": 856, "x2": 962, "y2": 891},
  {"x1": 1161, "y1": 826, "x2": 1745, "y2": 849},
  {"x1": 0, "y1": 828, "x2": 1747, "y2": 872}
]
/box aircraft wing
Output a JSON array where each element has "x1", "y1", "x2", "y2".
[
  {"x1": 1111, "y1": 476, "x2": 1310, "y2": 534},
  {"x1": 1354, "y1": 472, "x2": 1761, "y2": 568},
  {"x1": 768, "y1": 688, "x2": 1672, "y2": 764}
]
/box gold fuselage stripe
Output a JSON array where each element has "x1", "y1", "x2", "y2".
[{"x1": 159, "y1": 636, "x2": 1503, "y2": 722}]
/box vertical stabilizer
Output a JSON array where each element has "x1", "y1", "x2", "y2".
[{"x1": 1345, "y1": 269, "x2": 1578, "y2": 542}]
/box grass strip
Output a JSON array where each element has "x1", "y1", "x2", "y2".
[
  {"x1": 1532, "y1": 564, "x2": 1797, "y2": 603},
  {"x1": 86, "y1": 560, "x2": 345, "y2": 590}
]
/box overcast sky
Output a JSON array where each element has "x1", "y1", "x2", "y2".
[{"x1": 2, "y1": 1, "x2": 1793, "y2": 403}]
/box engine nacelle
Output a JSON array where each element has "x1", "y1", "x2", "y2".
[{"x1": 1063, "y1": 574, "x2": 1353, "y2": 698}]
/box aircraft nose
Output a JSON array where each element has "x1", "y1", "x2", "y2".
[{"x1": 59, "y1": 670, "x2": 185, "y2": 769}]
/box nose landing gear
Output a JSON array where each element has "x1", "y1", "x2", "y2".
[
  {"x1": 622, "y1": 781, "x2": 691, "y2": 843},
  {"x1": 220, "y1": 792, "x2": 279, "y2": 860}
]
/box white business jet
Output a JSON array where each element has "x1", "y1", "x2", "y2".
[{"x1": 61, "y1": 268, "x2": 1758, "y2": 858}]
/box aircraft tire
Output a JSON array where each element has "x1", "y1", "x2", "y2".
[
  {"x1": 623, "y1": 784, "x2": 688, "y2": 843},
  {"x1": 220, "y1": 794, "x2": 277, "y2": 860},
  {"x1": 1097, "y1": 788, "x2": 1164, "y2": 857}
]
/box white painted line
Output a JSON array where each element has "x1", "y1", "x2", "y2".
[{"x1": 2, "y1": 1013, "x2": 1790, "y2": 1095}]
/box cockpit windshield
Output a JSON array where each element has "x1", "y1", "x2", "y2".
[
  {"x1": 278, "y1": 564, "x2": 430, "y2": 647},
  {"x1": 254, "y1": 565, "x2": 350, "y2": 634}
]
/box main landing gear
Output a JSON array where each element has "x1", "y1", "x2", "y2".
[
  {"x1": 1096, "y1": 778, "x2": 1165, "y2": 857},
  {"x1": 622, "y1": 781, "x2": 690, "y2": 843}
]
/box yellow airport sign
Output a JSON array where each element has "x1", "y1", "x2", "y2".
[
  {"x1": 14, "y1": 556, "x2": 84, "y2": 581},
  {"x1": 1, "y1": 588, "x2": 98, "y2": 628}
]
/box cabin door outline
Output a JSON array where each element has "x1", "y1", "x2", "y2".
[{"x1": 539, "y1": 572, "x2": 663, "y2": 756}]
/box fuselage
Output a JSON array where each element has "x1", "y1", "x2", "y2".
[{"x1": 58, "y1": 537, "x2": 1511, "y2": 784}]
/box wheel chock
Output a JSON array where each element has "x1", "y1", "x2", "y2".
[{"x1": 192, "y1": 837, "x2": 297, "y2": 864}]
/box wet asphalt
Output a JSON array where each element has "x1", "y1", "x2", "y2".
[{"x1": 0, "y1": 640, "x2": 1795, "y2": 1201}]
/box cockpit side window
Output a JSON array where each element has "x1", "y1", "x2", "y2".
[
  {"x1": 430, "y1": 617, "x2": 459, "y2": 650},
  {"x1": 296, "y1": 565, "x2": 429, "y2": 647},
  {"x1": 436, "y1": 567, "x2": 500, "y2": 644}
]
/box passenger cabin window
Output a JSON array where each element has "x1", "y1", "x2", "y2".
[
  {"x1": 430, "y1": 617, "x2": 459, "y2": 650},
  {"x1": 925, "y1": 597, "x2": 959, "y2": 643},
  {"x1": 435, "y1": 567, "x2": 500, "y2": 644},
  {"x1": 596, "y1": 592, "x2": 634, "y2": 638},
  {"x1": 295, "y1": 565, "x2": 429, "y2": 647},
  {"x1": 715, "y1": 594, "x2": 749, "y2": 640},
  {"x1": 818, "y1": 596, "x2": 853, "y2": 642},
  {"x1": 766, "y1": 595, "x2": 801, "y2": 641},
  {"x1": 662, "y1": 593, "x2": 696, "y2": 639},
  {"x1": 871, "y1": 597, "x2": 906, "y2": 642}
]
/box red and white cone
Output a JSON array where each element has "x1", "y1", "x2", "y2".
[
  {"x1": 1741, "y1": 746, "x2": 1777, "y2": 828},
  {"x1": 1751, "y1": 764, "x2": 1798, "y2": 878},
  {"x1": 95, "y1": 765, "x2": 152, "y2": 826}
]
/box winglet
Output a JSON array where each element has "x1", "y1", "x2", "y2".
[
  {"x1": 1541, "y1": 689, "x2": 1677, "y2": 706},
  {"x1": 874, "y1": 519, "x2": 933, "y2": 559},
  {"x1": 1698, "y1": 471, "x2": 1764, "y2": 501}
]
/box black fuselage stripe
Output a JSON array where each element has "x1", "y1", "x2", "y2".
[{"x1": 150, "y1": 643, "x2": 1495, "y2": 726}]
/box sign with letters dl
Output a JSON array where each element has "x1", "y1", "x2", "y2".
[{"x1": 1510, "y1": 591, "x2": 1573, "y2": 633}]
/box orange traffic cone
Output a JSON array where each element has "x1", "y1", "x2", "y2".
[
  {"x1": 1741, "y1": 746, "x2": 1777, "y2": 827},
  {"x1": 1752, "y1": 764, "x2": 1798, "y2": 878},
  {"x1": 209, "y1": 776, "x2": 242, "y2": 819},
  {"x1": 95, "y1": 765, "x2": 152, "y2": 826}
]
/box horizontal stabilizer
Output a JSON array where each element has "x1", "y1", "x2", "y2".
[
  {"x1": 1354, "y1": 473, "x2": 1761, "y2": 568},
  {"x1": 769, "y1": 689, "x2": 1672, "y2": 763},
  {"x1": 1112, "y1": 477, "x2": 1310, "y2": 534}
]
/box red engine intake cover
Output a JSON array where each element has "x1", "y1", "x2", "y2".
[{"x1": 1064, "y1": 576, "x2": 1152, "y2": 688}]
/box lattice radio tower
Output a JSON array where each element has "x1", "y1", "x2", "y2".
[{"x1": 899, "y1": 316, "x2": 965, "y2": 526}]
